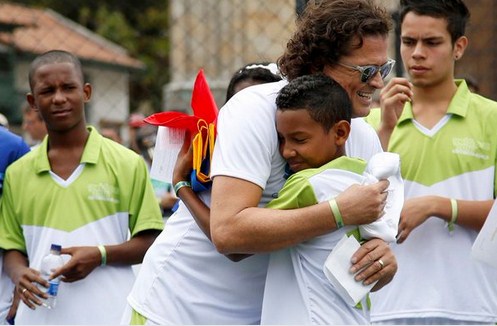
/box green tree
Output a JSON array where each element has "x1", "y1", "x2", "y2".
[{"x1": 14, "y1": 0, "x2": 170, "y2": 113}]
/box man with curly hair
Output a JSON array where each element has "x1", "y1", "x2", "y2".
[{"x1": 125, "y1": 1, "x2": 398, "y2": 324}]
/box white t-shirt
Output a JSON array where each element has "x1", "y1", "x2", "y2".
[
  {"x1": 126, "y1": 81, "x2": 285, "y2": 325},
  {"x1": 126, "y1": 80, "x2": 383, "y2": 324},
  {"x1": 262, "y1": 157, "x2": 370, "y2": 325}
]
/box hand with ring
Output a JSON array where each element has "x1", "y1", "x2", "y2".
[
  {"x1": 4, "y1": 251, "x2": 49, "y2": 310},
  {"x1": 13, "y1": 268, "x2": 49, "y2": 310},
  {"x1": 349, "y1": 238, "x2": 397, "y2": 291}
]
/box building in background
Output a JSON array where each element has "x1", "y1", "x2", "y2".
[
  {"x1": 164, "y1": 0, "x2": 296, "y2": 111},
  {"x1": 382, "y1": 0, "x2": 496, "y2": 100},
  {"x1": 1, "y1": 0, "x2": 495, "y2": 132},
  {"x1": 0, "y1": 2, "x2": 144, "y2": 143},
  {"x1": 164, "y1": 0, "x2": 497, "y2": 109}
]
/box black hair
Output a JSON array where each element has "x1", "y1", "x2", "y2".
[
  {"x1": 276, "y1": 73, "x2": 352, "y2": 132},
  {"x1": 225, "y1": 62, "x2": 282, "y2": 102},
  {"x1": 400, "y1": 0, "x2": 470, "y2": 43},
  {"x1": 278, "y1": 0, "x2": 392, "y2": 81},
  {"x1": 29, "y1": 50, "x2": 84, "y2": 91}
]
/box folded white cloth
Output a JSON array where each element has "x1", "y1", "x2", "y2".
[
  {"x1": 323, "y1": 152, "x2": 404, "y2": 306},
  {"x1": 360, "y1": 152, "x2": 404, "y2": 242}
]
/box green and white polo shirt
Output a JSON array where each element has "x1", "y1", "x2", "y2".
[
  {"x1": 366, "y1": 80, "x2": 497, "y2": 324},
  {"x1": 0, "y1": 126, "x2": 164, "y2": 324}
]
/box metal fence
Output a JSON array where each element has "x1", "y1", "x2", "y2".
[
  {"x1": 1, "y1": 0, "x2": 496, "y2": 146},
  {"x1": 0, "y1": 0, "x2": 300, "y2": 145}
]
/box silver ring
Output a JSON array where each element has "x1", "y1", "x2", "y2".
[
  {"x1": 378, "y1": 259, "x2": 385, "y2": 269},
  {"x1": 21, "y1": 288, "x2": 28, "y2": 294}
]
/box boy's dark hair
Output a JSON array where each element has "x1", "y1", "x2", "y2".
[
  {"x1": 29, "y1": 50, "x2": 84, "y2": 91},
  {"x1": 278, "y1": 0, "x2": 392, "y2": 81},
  {"x1": 400, "y1": 0, "x2": 470, "y2": 43},
  {"x1": 276, "y1": 73, "x2": 352, "y2": 131},
  {"x1": 225, "y1": 62, "x2": 282, "y2": 102}
]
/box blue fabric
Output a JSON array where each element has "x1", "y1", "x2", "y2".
[
  {"x1": 0, "y1": 127, "x2": 30, "y2": 196},
  {"x1": 190, "y1": 169, "x2": 211, "y2": 192},
  {"x1": 283, "y1": 163, "x2": 294, "y2": 180}
]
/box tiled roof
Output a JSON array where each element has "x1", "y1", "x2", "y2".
[{"x1": 0, "y1": 2, "x2": 145, "y2": 70}]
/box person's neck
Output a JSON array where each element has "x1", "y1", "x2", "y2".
[
  {"x1": 412, "y1": 78, "x2": 457, "y2": 107},
  {"x1": 411, "y1": 78, "x2": 458, "y2": 129},
  {"x1": 47, "y1": 125, "x2": 90, "y2": 150}
]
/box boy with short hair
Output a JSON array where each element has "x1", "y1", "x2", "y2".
[
  {"x1": 262, "y1": 73, "x2": 401, "y2": 324},
  {"x1": 0, "y1": 50, "x2": 164, "y2": 325},
  {"x1": 367, "y1": 0, "x2": 497, "y2": 324}
]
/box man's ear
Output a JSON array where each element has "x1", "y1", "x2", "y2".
[
  {"x1": 334, "y1": 120, "x2": 351, "y2": 146},
  {"x1": 454, "y1": 35, "x2": 468, "y2": 61},
  {"x1": 26, "y1": 93, "x2": 38, "y2": 112}
]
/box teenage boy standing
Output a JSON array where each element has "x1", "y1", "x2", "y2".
[{"x1": 367, "y1": 0, "x2": 497, "y2": 324}]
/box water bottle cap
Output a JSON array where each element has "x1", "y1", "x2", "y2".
[{"x1": 50, "y1": 244, "x2": 62, "y2": 252}]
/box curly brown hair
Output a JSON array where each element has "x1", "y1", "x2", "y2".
[{"x1": 278, "y1": 0, "x2": 392, "y2": 81}]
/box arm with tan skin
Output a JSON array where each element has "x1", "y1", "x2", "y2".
[
  {"x1": 6, "y1": 291, "x2": 20, "y2": 322},
  {"x1": 396, "y1": 197, "x2": 494, "y2": 243},
  {"x1": 4, "y1": 250, "x2": 49, "y2": 310},
  {"x1": 172, "y1": 134, "x2": 250, "y2": 262},
  {"x1": 51, "y1": 230, "x2": 160, "y2": 282},
  {"x1": 210, "y1": 176, "x2": 397, "y2": 287},
  {"x1": 173, "y1": 132, "x2": 396, "y2": 284},
  {"x1": 3, "y1": 230, "x2": 159, "y2": 309},
  {"x1": 377, "y1": 77, "x2": 413, "y2": 150}
]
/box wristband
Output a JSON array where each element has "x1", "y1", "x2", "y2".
[
  {"x1": 448, "y1": 198, "x2": 458, "y2": 233},
  {"x1": 97, "y1": 245, "x2": 107, "y2": 266},
  {"x1": 174, "y1": 181, "x2": 191, "y2": 196},
  {"x1": 328, "y1": 199, "x2": 344, "y2": 229}
]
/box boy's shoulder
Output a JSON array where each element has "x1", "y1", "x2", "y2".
[{"x1": 289, "y1": 156, "x2": 367, "y2": 183}]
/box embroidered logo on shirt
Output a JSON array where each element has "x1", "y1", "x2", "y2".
[
  {"x1": 452, "y1": 137, "x2": 489, "y2": 159},
  {"x1": 88, "y1": 183, "x2": 119, "y2": 203}
]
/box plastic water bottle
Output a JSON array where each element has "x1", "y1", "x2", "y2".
[{"x1": 39, "y1": 244, "x2": 64, "y2": 309}]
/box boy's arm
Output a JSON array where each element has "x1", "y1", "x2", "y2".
[
  {"x1": 210, "y1": 176, "x2": 396, "y2": 286},
  {"x1": 397, "y1": 197, "x2": 494, "y2": 243},
  {"x1": 376, "y1": 78, "x2": 413, "y2": 150},
  {"x1": 3, "y1": 250, "x2": 47, "y2": 310},
  {"x1": 51, "y1": 229, "x2": 161, "y2": 283},
  {"x1": 210, "y1": 175, "x2": 389, "y2": 253},
  {"x1": 171, "y1": 136, "x2": 250, "y2": 262},
  {"x1": 175, "y1": 185, "x2": 251, "y2": 262}
]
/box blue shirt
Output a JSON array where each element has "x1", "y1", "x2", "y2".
[{"x1": 0, "y1": 127, "x2": 30, "y2": 196}]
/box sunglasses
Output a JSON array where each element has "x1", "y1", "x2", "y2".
[{"x1": 337, "y1": 59, "x2": 396, "y2": 83}]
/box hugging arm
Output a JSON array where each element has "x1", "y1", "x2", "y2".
[
  {"x1": 209, "y1": 176, "x2": 396, "y2": 285},
  {"x1": 172, "y1": 135, "x2": 251, "y2": 262}
]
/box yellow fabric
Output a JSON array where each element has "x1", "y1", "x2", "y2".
[
  {"x1": 192, "y1": 119, "x2": 216, "y2": 183},
  {"x1": 130, "y1": 308, "x2": 147, "y2": 325}
]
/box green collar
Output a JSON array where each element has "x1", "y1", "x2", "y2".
[
  {"x1": 35, "y1": 126, "x2": 102, "y2": 174},
  {"x1": 398, "y1": 79, "x2": 470, "y2": 125}
]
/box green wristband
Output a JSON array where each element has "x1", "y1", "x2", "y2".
[
  {"x1": 97, "y1": 245, "x2": 107, "y2": 266},
  {"x1": 328, "y1": 199, "x2": 344, "y2": 229},
  {"x1": 174, "y1": 181, "x2": 191, "y2": 196},
  {"x1": 448, "y1": 198, "x2": 458, "y2": 233}
]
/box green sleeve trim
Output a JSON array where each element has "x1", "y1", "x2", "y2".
[{"x1": 266, "y1": 174, "x2": 318, "y2": 209}]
